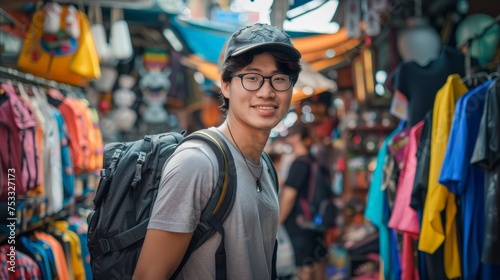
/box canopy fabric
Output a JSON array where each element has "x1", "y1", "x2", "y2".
[{"x1": 170, "y1": 16, "x2": 364, "y2": 70}]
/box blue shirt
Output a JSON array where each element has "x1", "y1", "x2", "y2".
[
  {"x1": 20, "y1": 236, "x2": 52, "y2": 280},
  {"x1": 439, "y1": 80, "x2": 500, "y2": 279},
  {"x1": 365, "y1": 126, "x2": 402, "y2": 280},
  {"x1": 52, "y1": 109, "x2": 75, "y2": 206}
]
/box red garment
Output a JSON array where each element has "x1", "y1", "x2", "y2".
[{"x1": 0, "y1": 245, "x2": 42, "y2": 279}]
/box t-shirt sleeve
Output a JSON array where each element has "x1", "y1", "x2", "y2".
[
  {"x1": 148, "y1": 142, "x2": 218, "y2": 233},
  {"x1": 471, "y1": 85, "x2": 500, "y2": 170},
  {"x1": 439, "y1": 96, "x2": 467, "y2": 194},
  {"x1": 284, "y1": 158, "x2": 309, "y2": 192},
  {"x1": 488, "y1": 86, "x2": 500, "y2": 166}
]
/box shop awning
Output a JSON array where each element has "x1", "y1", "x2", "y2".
[{"x1": 171, "y1": 16, "x2": 364, "y2": 70}]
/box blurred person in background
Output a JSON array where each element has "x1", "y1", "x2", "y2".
[{"x1": 279, "y1": 122, "x2": 329, "y2": 280}]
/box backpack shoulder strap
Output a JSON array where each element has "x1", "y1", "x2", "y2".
[
  {"x1": 172, "y1": 128, "x2": 237, "y2": 280},
  {"x1": 261, "y1": 151, "x2": 279, "y2": 280},
  {"x1": 261, "y1": 151, "x2": 279, "y2": 194}
]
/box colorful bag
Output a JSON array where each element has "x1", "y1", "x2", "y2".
[{"x1": 17, "y1": 3, "x2": 100, "y2": 86}]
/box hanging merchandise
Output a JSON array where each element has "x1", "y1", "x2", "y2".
[
  {"x1": 110, "y1": 7, "x2": 134, "y2": 61},
  {"x1": 92, "y1": 66, "x2": 118, "y2": 93},
  {"x1": 17, "y1": 3, "x2": 101, "y2": 86},
  {"x1": 112, "y1": 75, "x2": 138, "y2": 131},
  {"x1": 137, "y1": 50, "x2": 171, "y2": 125},
  {"x1": 362, "y1": 0, "x2": 381, "y2": 37},
  {"x1": 0, "y1": 83, "x2": 40, "y2": 200},
  {"x1": 88, "y1": 4, "x2": 114, "y2": 64},
  {"x1": 139, "y1": 70, "x2": 171, "y2": 125}
]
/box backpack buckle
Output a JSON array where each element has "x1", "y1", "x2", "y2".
[
  {"x1": 98, "y1": 239, "x2": 111, "y2": 254},
  {"x1": 100, "y1": 169, "x2": 107, "y2": 178},
  {"x1": 131, "y1": 152, "x2": 147, "y2": 190},
  {"x1": 112, "y1": 149, "x2": 123, "y2": 159},
  {"x1": 137, "y1": 152, "x2": 146, "y2": 165}
]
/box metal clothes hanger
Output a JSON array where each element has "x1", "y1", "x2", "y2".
[{"x1": 461, "y1": 71, "x2": 489, "y2": 87}]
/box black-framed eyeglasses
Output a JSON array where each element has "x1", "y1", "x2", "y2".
[{"x1": 229, "y1": 73, "x2": 295, "y2": 92}]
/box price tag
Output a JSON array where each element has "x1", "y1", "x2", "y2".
[{"x1": 390, "y1": 90, "x2": 408, "y2": 120}]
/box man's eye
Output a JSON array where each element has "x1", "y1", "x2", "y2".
[
  {"x1": 245, "y1": 75, "x2": 260, "y2": 81},
  {"x1": 273, "y1": 76, "x2": 288, "y2": 82}
]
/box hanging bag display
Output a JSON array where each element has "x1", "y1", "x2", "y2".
[
  {"x1": 110, "y1": 8, "x2": 133, "y2": 61},
  {"x1": 17, "y1": 3, "x2": 101, "y2": 86},
  {"x1": 88, "y1": 4, "x2": 113, "y2": 63}
]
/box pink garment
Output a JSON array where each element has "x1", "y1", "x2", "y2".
[
  {"x1": 388, "y1": 120, "x2": 424, "y2": 280},
  {"x1": 388, "y1": 120, "x2": 423, "y2": 233}
]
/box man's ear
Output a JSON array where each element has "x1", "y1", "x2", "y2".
[{"x1": 221, "y1": 79, "x2": 230, "y2": 98}]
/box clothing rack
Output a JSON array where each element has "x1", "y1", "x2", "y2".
[{"x1": 0, "y1": 66, "x2": 82, "y2": 93}]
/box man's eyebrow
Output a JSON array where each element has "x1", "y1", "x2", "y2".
[{"x1": 242, "y1": 67, "x2": 281, "y2": 74}]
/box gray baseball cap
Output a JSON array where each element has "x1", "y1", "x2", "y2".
[{"x1": 223, "y1": 23, "x2": 301, "y2": 63}]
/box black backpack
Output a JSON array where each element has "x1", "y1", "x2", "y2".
[
  {"x1": 296, "y1": 156, "x2": 337, "y2": 232},
  {"x1": 87, "y1": 129, "x2": 278, "y2": 279}
]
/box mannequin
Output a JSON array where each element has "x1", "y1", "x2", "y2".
[
  {"x1": 397, "y1": 17, "x2": 442, "y2": 66},
  {"x1": 456, "y1": 14, "x2": 500, "y2": 65}
]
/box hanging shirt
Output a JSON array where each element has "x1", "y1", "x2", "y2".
[
  {"x1": 365, "y1": 127, "x2": 402, "y2": 280},
  {"x1": 20, "y1": 236, "x2": 53, "y2": 280},
  {"x1": 53, "y1": 221, "x2": 86, "y2": 280},
  {"x1": 0, "y1": 245, "x2": 42, "y2": 280},
  {"x1": 409, "y1": 112, "x2": 446, "y2": 280},
  {"x1": 25, "y1": 87, "x2": 64, "y2": 215},
  {"x1": 390, "y1": 46, "x2": 470, "y2": 126},
  {"x1": 388, "y1": 120, "x2": 424, "y2": 280},
  {"x1": 35, "y1": 231, "x2": 70, "y2": 280},
  {"x1": 51, "y1": 106, "x2": 75, "y2": 206},
  {"x1": 419, "y1": 74, "x2": 468, "y2": 279},
  {"x1": 439, "y1": 80, "x2": 500, "y2": 279},
  {"x1": 471, "y1": 81, "x2": 500, "y2": 265}
]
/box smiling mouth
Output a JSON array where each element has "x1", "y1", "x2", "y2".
[{"x1": 254, "y1": 106, "x2": 276, "y2": 110}]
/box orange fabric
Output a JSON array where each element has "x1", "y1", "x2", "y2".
[
  {"x1": 292, "y1": 27, "x2": 352, "y2": 54},
  {"x1": 49, "y1": 90, "x2": 87, "y2": 174},
  {"x1": 300, "y1": 37, "x2": 363, "y2": 63},
  {"x1": 66, "y1": 98, "x2": 91, "y2": 174},
  {"x1": 72, "y1": 99, "x2": 96, "y2": 171},
  {"x1": 35, "y1": 231, "x2": 69, "y2": 280},
  {"x1": 90, "y1": 108, "x2": 103, "y2": 172},
  {"x1": 32, "y1": 123, "x2": 45, "y2": 195}
]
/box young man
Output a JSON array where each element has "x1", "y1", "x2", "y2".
[{"x1": 134, "y1": 23, "x2": 302, "y2": 279}]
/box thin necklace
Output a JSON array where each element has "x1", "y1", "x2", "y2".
[{"x1": 227, "y1": 124, "x2": 264, "y2": 192}]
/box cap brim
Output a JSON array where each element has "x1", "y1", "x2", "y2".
[{"x1": 230, "y1": 42, "x2": 301, "y2": 60}]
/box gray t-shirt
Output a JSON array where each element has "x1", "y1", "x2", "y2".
[{"x1": 148, "y1": 128, "x2": 279, "y2": 279}]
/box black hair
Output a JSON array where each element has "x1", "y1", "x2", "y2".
[{"x1": 218, "y1": 48, "x2": 302, "y2": 114}]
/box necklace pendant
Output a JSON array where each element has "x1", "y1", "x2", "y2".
[{"x1": 256, "y1": 178, "x2": 262, "y2": 192}]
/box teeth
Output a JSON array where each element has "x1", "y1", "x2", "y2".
[{"x1": 255, "y1": 106, "x2": 275, "y2": 110}]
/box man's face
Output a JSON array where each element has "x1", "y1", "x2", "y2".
[{"x1": 221, "y1": 52, "x2": 293, "y2": 131}]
